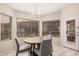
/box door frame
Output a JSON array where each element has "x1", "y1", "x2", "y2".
[{"x1": 64, "y1": 16, "x2": 79, "y2": 50}]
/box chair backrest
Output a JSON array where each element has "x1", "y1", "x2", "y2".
[
  {"x1": 40, "y1": 39, "x2": 52, "y2": 56},
  {"x1": 15, "y1": 38, "x2": 20, "y2": 52}
]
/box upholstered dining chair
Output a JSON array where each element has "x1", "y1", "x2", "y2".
[
  {"x1": 15, "y1": 38, "x2": 31, "y2": 56},
  {"x1": 34, "y1": 35, "x2": 53, "y2": 56}
]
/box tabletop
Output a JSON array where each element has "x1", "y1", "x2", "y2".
[{"x1": 24, "y1": 37, "x2": 42, "y2": 44}]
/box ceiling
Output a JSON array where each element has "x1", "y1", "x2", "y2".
[{"x1": 5, "y1": 3, "x2": 69, "y2": 16}]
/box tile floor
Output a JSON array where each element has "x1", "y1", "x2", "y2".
[
  {"x1": 18, "y1": 37, "x2": 79, "y2": 56},
  {"x1": 18, "y1": 45, "x2": 79, "y2": 56},
  {"x1": 1, "y1": 37, "x2": 79, "y2": 56},
  {"x1": 53, "y1": 45, "x2": 79, "y2": 56}
]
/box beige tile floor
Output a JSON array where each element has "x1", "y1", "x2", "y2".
[
  {"x1": 18, "y1": 45, "x2": 79, "y2": 56},
  {"x1": 1, "y1": 37, "x2": 79, "y2": 56},
  {"x1": 53, "y1": 45, "x2": 79, "y2": 56},
  {"x1": 18, "y1": 37, "x2": 79, "y2": 56}
]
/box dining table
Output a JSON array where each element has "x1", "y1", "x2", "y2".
[{"x1": 24, "y1": 37, "x2": 42, "y2": 55}]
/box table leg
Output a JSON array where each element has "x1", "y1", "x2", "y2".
[
  {"x1": 37, "y1": 43, "x2": 41, "y2": 49},
  {"x1": 31, "y1": 44, "x2": 35, "y2": 51},
  {"x1": 30, "y1": 44, "x2": 36, "y2": 56}
]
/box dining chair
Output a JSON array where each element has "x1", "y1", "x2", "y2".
[
  {"x1": 34, "y1": 38, "x2": 53, "y2": 56},
  {"x1": 37, "y1": 34, "x2": 52, "y2": 49},
  {"x1": 15, "y1": 38, "x2": 31, "y2": 56}
]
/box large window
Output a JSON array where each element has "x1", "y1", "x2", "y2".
[
  {"x1": 42, "y1": 20, "x2": 60, "y2": 37},
  {"x1": 17, "y1": 18, "x2": 39, "y2": 37},
  {"x1": 1, "y1": 13, "x2": 11, "y2": 41}
]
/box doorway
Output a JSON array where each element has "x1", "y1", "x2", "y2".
[{"x1": 66, "y1": 20, "x2": 75, "y2": 49}]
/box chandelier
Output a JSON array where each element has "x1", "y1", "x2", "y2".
[{"x1": 32, "y1": 4, "x2": 40, "y2": 19}]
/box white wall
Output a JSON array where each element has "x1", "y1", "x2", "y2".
[
  {"x1": 14, "y1": 10, "x2": 31, "y2": 19},
  {"x1": 14, "y1": 10, "x2": 40, "y2": 21},
  {"x1": 61, "y1": 4, "x2": 79, "y2": 50},
  {"x1": 0, "y1": 11, "x2": 1, "y2": 40},
  {"x1": 0, "y1": 4, "x2": 13, "y2": 16},
  {"x1": 42, "y1": 11, "x2": 61, "y2": 21}
]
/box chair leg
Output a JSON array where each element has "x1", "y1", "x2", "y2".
[
  {"x1": 16, "y1": 52, "x2": 18, "y2": 56},
  {"x1": 50, "y1": 53, "x2": 52, "y2": 56},
  {"x1": 33, "y1": 51, "x2": 38, "y2": 56}
]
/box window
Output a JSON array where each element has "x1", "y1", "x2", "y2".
[
  {"x1": 1, "y1": 13, "x2": 11, "y2": 41},
  {"x1": 42, "y1": 20, "x2": 60, "y2": 37},
  {"x1": 17, "y1": 18, "x2": 39, "y2": 37}
]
